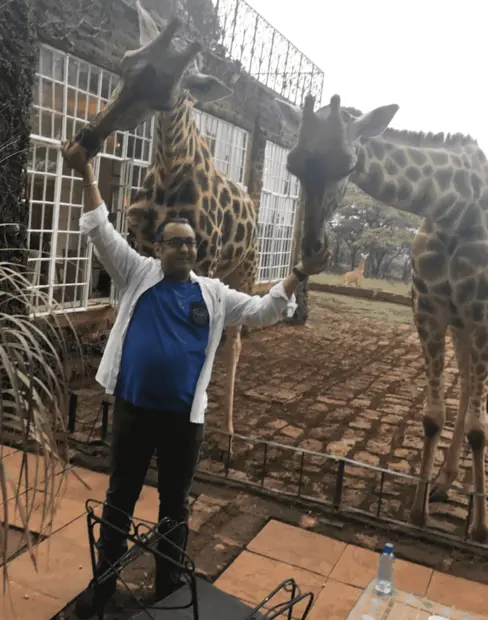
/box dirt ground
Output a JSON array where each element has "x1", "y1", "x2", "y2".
[{"x1": 57, "y1": 288, "x2": 488, "y2": 618}]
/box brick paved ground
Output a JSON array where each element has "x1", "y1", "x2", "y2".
[
  {"x1": 71, "y1": 290, "x2": 480, "y2": 547},
  {"x1": 200, "y1": 291, "x2": 474, "y2": 539}
]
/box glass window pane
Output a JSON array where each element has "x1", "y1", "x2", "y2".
[
  {"x1": 68, "y1": 58, "x2": 79, "y2": 87},
  {"x1": 39, "y1": 47, "x2": 53, "y2": 77},
  {"x1": 53, "y1": 52, "x2": 64, "y2": 81}
]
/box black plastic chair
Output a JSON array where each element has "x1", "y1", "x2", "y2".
[
  {"x1": 129, "y1": 576, "x2": 315, "y2": 619},
  {"x1": 81, "y1": 499, "x2": 315, "y2": 620},
  {"x1": 83, "y1": 499, "x2": 196, "y2": 620}
]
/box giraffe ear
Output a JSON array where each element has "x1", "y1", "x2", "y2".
[
  {"x1": 274, "y1": 98, "x2": 303, "y2": 132},
  {"x1": 349, "y1": 104, "x2": 399, "y2": 140},
  {"x1": 183, "y1": 73, "x2": 233, "y2": 103},
  {"x1": 135, "y1": 0, "x2": 161, "y2": 47}
]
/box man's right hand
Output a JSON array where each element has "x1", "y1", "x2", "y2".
[{"x1": 60, "y1": 140, "x2": 94, "y2": 182}]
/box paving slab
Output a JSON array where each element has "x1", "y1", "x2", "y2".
[
  {"x1": 5, "y1": 530, "x2": 91, "y2": 603},
  {"x1": 246, "y1": 518, "x2": 346, "y2": 577},
  {"x1": 426, "y1": 570, "x2": 488, "y2": 617},
  {"x1": 6, "y1": 491, "x2": 86, "y2": 537},
  {"x1": 214, "y1": 549, "x2": 326, "y2": 618},
  {"x1": 3, "y1": 465, "x2": 108, "y2": 538},
  {"x1": 308, "y1": 579, "x2": 362, "y2": 620},
  {"x1": 1, "y1": 450, "x2": 67, "y2": 505},
  {"x1": 1, "y1": 580, "x2": 62, "y2": 620},
  {"x1": 347, "y1": 580, "x2": 488, "y2": 619},
  {"x1": 1, "y1": 446, "x2": 18, "y2": 458},
  {"x1": 330, "y1": 544, "x2": 433, "y2": 596}
]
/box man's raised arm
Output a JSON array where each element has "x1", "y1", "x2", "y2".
[{"x1": 60, "y1": 142, "x2": 147, "y2": 289}]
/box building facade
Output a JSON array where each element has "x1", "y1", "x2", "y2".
[{"x1": 3, "y1": 0, "x2": 323, "y2": 327}]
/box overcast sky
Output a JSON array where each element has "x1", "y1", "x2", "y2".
[{"x1": 247, "y1": 0, "x2": 486, "y2": 151}]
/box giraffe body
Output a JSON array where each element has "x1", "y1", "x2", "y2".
[
  {"x1": 69, "y1": 1, "x2": 260, "y2": 451},
  {"x1": 344, "y1": 252, "x2": 368, "y2": 287},
  {"x1": 275, "y1": 92, "x2": 488, "y2": 541},
  {"x1": 128, "y1": 98, "x2": 258, "y2": 286}
]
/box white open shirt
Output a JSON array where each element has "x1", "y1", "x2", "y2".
[{"x1": 80, "y1": 202, "x2": 297, "y2": 425}]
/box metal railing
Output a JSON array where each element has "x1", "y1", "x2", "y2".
[
  {"x1": 64, "y1": 393, "x2": 488, "y2": 556},
  {"x1": 172, "y1": 0, "x2": 324, "y2": 106},
  {"x1": 212, "y1": 0, "x2": 324, "y2": 105},
  {"x1": 205, "y1": 428, "x2": 488, "y2": 554}
]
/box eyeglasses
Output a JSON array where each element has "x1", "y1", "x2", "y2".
[{"x1": 160, "y1": 237, "x2": 197, "y2": 249}]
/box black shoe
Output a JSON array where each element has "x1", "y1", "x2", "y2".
[
  {"x1": 155, "y1": 562, "x2": 184, "y2": 602},
  {"x1": 155, "y1": 577, "x2": 183, "y2": 601},
  {"x1": 74, "y1": 571, "x2": 117, "y2": 619}
]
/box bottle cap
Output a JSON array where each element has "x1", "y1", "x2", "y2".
[{"x1": 383, "y1": 543, "x2": 394, "y2": 553}]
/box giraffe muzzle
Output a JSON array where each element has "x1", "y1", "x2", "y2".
[
  {"x1": 73, "y1": 127, "x2": 103, "y2": 159},
  {"x1": 302, "y1": 236, "x2": 325, "y2": 259}
]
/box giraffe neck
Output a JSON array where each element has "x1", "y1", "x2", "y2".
[
  {"x1": 350, "y1": 137, "x2": 488, "y2": 226},
  {"x1": 154, "y1": 94, "x2": 202, "y2": 178},
  {"x1": 353, "y1": 261, "x2": 364, "y2": 275}
]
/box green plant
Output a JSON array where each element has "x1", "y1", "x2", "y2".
[{"x1": 0, "y1": 258, "x2": 83, "y2": 587}]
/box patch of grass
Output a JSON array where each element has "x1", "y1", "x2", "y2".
[
  {"x1": 311, "y1": 272, "x2": 410, "y2": 296},
  {"x1": 310, "y1": 291, "x2": 414, "y2": 327}
]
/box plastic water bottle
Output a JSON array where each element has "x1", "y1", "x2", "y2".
[{"x1": 375, "y1": 543, "x2": 395, "y2": 595}]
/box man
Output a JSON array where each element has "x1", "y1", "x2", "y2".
[{"x1": 61, "y1": 144, "x2": 325, "y2": 619}]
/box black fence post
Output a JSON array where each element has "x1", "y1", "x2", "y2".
[
  {"x1": 333, "y1": 460, "x2": 346, "y2": 509},
  {"x1": 101, "y1": 400, "x2": 110, "y2": 442}
]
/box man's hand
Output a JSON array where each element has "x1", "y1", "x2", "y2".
[
  {"x1": 60, "y1": 140, "x2": 93, "y2": 182},
  {"x1": 61, "y1": 140, "x2": 102, "y2": 213}
]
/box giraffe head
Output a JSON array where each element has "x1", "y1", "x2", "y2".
[
  {"x1": 275, "y1": 93, "x2": 399, "y2": 257},
  {"x1": 70, "y1": 0, "x2": 233, "y2": 158}
]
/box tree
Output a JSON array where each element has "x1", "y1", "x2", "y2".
[
  {"x1": 327, "y1": 186, "x2": 421, "y2": 279},
  {"x1": 120, "y1": 0, "x2": 222, "y2": 47},
  {"x1": 328, "y1": 203, "x2": 368, "y2": 269}
]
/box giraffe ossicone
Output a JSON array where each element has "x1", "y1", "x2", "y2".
[{"x1": 277, "y1": 91, "x2": 488, "y2": 542}]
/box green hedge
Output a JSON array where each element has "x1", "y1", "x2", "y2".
[{"x1": 0, "y1": 0, "x2": 37, "y2": 280}]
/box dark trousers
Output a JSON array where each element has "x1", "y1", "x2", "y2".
[{"x1": 98, "y1": 397, "x2": 203, "y2": 587}]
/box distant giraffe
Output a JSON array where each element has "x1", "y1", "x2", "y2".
[
  {"x1": 66, "y1": 1, "x2": 261, "y2": 452},
  {"x1": 344, "y1": 252, "x2": 368, "y2": 287},
  {"x1": 275, "y1": 91, "x2": 488, "y2": 542}
]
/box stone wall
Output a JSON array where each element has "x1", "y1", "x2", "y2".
[{"x1": 0, "y1": 0, "x2": 37, "y2": 284}]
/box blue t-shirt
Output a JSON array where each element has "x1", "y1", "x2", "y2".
[{"x1": 115, "y1": 278, "x2": 210, "y2": 412}]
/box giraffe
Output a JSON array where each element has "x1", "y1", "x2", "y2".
[
  {"x1": 344, "y1": 252, "x2": 368, "y2": 287},
  {"x1": 274, "y1": 92, "x2": 488, "y2": 542},
  {"x1": 64, "y1": 1, "x2": 260, "y2": 453}
]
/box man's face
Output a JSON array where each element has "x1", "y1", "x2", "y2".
[{"x1": 155, "y1": 222, "x2": 197, "y2": 280}]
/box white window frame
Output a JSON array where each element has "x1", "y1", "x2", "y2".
[
  {"x1": 257, "y1": 141, "x2": 300, "y2": 283},
  {"x1": 27, "y1": 44, "x2": 155, "y2": 317},
  {"x1": 193, "y1": 108, "x2": 249, "y2": 190}
]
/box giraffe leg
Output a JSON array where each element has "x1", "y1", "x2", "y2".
[
  {"x1": 411, "y1": 315, "x2": 447, "y2": 528},
  {"x1": 217, "y1": 324, "x2": 242, "y2": 458},
  {"x1": 430, "y1": 327, "x2": 469, "y2": 502},
  {"x1": 465, "y1": 327, "x2": 488, "y2": 542}
]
